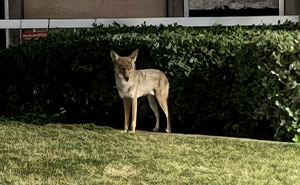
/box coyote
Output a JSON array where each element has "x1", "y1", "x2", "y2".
[{"x1": 110, "y1": 49, "x2": 171, "y2": 133}]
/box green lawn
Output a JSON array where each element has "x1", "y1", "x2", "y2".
[{"x1": 1, "y1": 121, "x2": 300, "y2": 185}]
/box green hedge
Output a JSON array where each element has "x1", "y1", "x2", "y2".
[{"x1": 1, "y1": 23, "x2": 300, "y2": 141}]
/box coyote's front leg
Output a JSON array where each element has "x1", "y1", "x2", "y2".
[
  {"x1": 130, "y1": 98, "x2": 138, "y2": 133},
  {"x1": 123, "y1": 98, "x2": 132, "y2": 132}
]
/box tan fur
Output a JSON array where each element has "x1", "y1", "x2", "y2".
[{"x1": 110, "y1": 49, "x2": 171, "y2": 133}]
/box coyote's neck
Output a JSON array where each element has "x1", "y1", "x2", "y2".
[{"x1": 114, "y1": 69, "x2": 138, "y2": 99}]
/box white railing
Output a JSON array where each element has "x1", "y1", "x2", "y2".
[
  {"x1": 0, "y1": 16, "x2": 299, "y2": 29},
  {"x1": 1, "y1": 16, "x2": 299, "y2": 48}
]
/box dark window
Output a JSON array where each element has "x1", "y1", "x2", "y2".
[{"x1": 189, "y1": 0, "x2": 279, "y2": 17}]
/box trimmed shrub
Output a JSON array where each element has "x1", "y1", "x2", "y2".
[{"x1": 1, "y1": 23, "x2": 300, "y2": 141}]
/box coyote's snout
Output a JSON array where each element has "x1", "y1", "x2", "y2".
[{"x1": 110, "y1": 49, "x2": 171, "y2": 133}]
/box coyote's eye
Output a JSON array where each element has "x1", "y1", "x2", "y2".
[{"x1": 119, "y1": 66, "x2": 125, "y2": 71}]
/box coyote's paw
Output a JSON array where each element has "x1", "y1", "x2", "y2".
[
  {"x1": 165, "y1": 128, "x2": 171, "y2": 133},
  {"x1": 153, "y1": 127, "x2": 159, "y2": 132},
  {"x1": 128, "y1": 130, "x2": 136, "y2": 134},
  {"x1": 121, "y1": 129, "x2": 128, "y2": 133}
]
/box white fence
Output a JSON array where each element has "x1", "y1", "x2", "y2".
[
  {"x1": 0, "y1": 16, "x2": 299, "y2": 29},
  {"x1": 1, "y1": 16, "x2": 299, "y2": 48}
]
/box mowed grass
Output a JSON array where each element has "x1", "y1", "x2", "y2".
[{"x1": 1, "y1": 121, "x2": 300, "y2": 185}]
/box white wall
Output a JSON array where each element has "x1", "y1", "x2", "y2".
[{"x1": 24, "y1": 0, "x2": 167, "y2": 18}]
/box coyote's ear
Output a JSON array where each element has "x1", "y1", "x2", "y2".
[
  {"x1": 128, "y1": 49, "x2": 139, "y2": 63},
  {"x1": 110, "y1": 50, "x2": 119, "y2": 63}
]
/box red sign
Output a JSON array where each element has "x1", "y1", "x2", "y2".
[{"x1": 22, "y1": 31, "x2": 48, "y2": 43}]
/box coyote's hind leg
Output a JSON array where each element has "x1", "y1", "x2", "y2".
[
  {"x1": 155, "y1": 91, "x2": 171, "y2": 133},
  {"x1": 148, "y1": 95, "x2": 160, "y2": 132}
]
